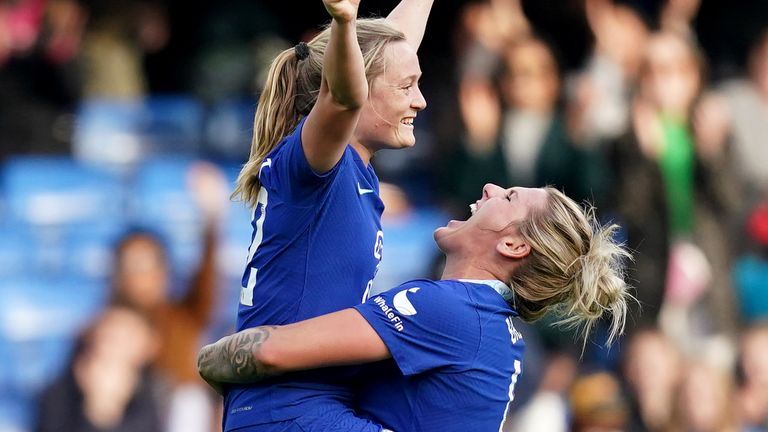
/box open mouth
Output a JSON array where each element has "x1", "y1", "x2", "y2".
[
  {"x1": 400, "y1": 118, "x2": 414, "y2": 127},
  {"x1": 469, "y1": 200, "x2": 481, "y2": 215}
]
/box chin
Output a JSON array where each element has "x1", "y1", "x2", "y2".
[
  {"x1": 434, "y1": 225, "x2": 461, "y2": 252},
  {"x1": 381, "y1": 139, "x2": 415, "y2": 150},
  {"x1": 433, "y1": 227, "x2": 449, "y2": 252},
  {"x1": 392, "y1": 129, "x2": 416, "y2": 148}
]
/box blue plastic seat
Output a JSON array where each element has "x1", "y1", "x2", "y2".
[
  {"x1": 73, "y1": 95, "x2": 205, "y2": 167},
  {"x1": 0, "y1": 226, "x2": 33, "y2": 279},
  {"x1": 0, "y1": 277, "x2": 106, "y2": 398},
  {"x1": 204, "y1": 98, "x2": 255, "y2": 159},
  {"x1": 131, "y1": 157, "x2": 208, "y2": 289},
  {"x1": 140, "y1": 95, "x2": 205, "y2": 155},
  {"x1": 73, "y1": 99, "x2": 145, "y2": 166},
  {"x1": 1, "y1": 156, "x2": 125, "y2": 230},
  {"x1": 0, "y1": 394, "x2": 33, "y2": 432}
]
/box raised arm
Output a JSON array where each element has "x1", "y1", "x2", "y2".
[
  {"x1": 302, "y1": 0, "x2": 368, "y2": 172},
  {"x1": 387, "y1": 0, "x2": 434, "y2": 49},
  {"x1": 197, "y1": 309, "x2": 389, "y2": 392}
]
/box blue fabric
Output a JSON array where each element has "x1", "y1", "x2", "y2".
[
  {"x1": 734, "y1": 255, "x2": 768, "y2": 322},
  {"x1": 354, "y1": 279, "x2": 525, "y2": 432},
  {"x1": 229, "y1": 411, "x2": 384, "y2": 432},
  {"x1": 224, "y1": 118, "x2": 385, "y2": 430}
]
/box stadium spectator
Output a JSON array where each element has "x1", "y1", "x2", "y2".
[
  {"x1": 670, "y1": 361, "x2": 739, "y2": 432},
  {"x1": 720, "y1": 30, "x2": 768, "y2": 201},
  {"x1": 611, "y1": 31, "x2": 744, "y2": 333},
  {"x1": 622, "y1": 328, "x2": 682, "y2": 432},
  {"x1": 111, "y1": 161, "x2": 227, "y2": 432},
  {"x1": 36, "y1": 304, "x2": 163, "y2": 432},
  {"x1": 737, "y1": 323, "x2": 768, "y2": 430},
  {"x1": 569, "y1": 370, "x2": 629, "y2": 432},
  {"x1": 733, "y1": 202, "x2": 768, "y2": 323}
]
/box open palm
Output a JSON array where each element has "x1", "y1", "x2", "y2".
[{"x1": 323, "y1": 0, "x2": 361, "y2": 23}]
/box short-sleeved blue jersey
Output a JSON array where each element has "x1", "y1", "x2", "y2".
[
  {"x1": 224, "y1": 118, "x2": 385, "y2": 430},
  {"x1": 354, "y1": 279, "x2": 525, "y2": 432}
]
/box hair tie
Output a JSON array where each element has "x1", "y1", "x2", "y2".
[{"x1": 294, "y1": 42, "x2": 310, "y2": 61}]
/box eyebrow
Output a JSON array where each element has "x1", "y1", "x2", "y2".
[{"x1": 400, "y1": 73, "x2": 422, "y2": 82}]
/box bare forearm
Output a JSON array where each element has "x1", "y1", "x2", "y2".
[
  {"x1": 324, "y1": 18, "x2": 367, "y2": 109},
  {"x1": 197, "y1": 326, "x2": 279, "y2": 385},
  {"x1": 387, "y1": 0, "x2": 434, "y2": 49}
]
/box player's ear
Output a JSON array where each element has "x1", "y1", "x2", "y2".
[{"x1": 497, "y1": 235, "x2": 531, "y2": 260}]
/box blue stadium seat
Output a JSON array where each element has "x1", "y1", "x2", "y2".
[
  {"x1": 61, "y1": 226, "x2": 123, "y2": 281},
  {"x1": 0, "y1": 226, "x2": 33, "y2": 279},
  {"x1": 73, "y1": 99, "x2": 145, "y2": 167},
  {"x1": 131, "y1": 157, "x2": 206, "y2": 290},
  {"x1": 0, "y1": 395, "x2": 33, "y2": 432},
  {"x1": 0, "y1": 277, "x2": 106, "y2": 397},
  {"x1": 204, "y1": 98, "x2": 255, "y2": 159},
  {"x1": 140, "y1": 95, "x2": 205, "y2": 155},
  {"x1": 1, "y1": 157, "x2": 126, "y2": 280},
  {"x1": 73, "y1": 95, "x2": 205, "y2": 167},
  {"x1": 1, "y1": 156, "x2": 126, "y2": 230}
]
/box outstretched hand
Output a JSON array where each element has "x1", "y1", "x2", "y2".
[{"x1": 323, "y1": 0, "x2": 360, "y2": 23}]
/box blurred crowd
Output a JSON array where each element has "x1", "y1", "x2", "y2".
[{"x1": 2, "y1": 0, "x2": 768, "y2": 431}]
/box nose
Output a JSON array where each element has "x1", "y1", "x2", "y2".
[
  {"x1": 412, "y1": 85, "x2": 427, "y2": 111},
  {"x1": 482, "y1": 183, "x2": 505, "y2": 200}
]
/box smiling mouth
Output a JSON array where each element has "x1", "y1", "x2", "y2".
[
  {"x1": 469, "y1": 203, "x2": 477, "y2": 215},
  {"x1": 400, "y1": 118, "x2": 414, "y2": 127}
]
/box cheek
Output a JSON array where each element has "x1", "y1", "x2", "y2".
[{"x1": 485, "y1": 205, "x2": 519, "y2": 230}]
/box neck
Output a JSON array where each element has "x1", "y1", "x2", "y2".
[
  {"x1": 440, "y1": 255, "x2": 508, "y2": 283},
  {"x1": 350, "y1": 141, "x2": 374, "y2": 166}
]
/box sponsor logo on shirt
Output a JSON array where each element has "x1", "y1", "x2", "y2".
[
  {"x1": 393, "y1": 287, "x2": 420, "y2": 316},
  {"x1": 357, "y1": 182, "x2": 375, "y2": 195},
  {"x1": 372, "y1": 296, "x2": 405, "y2": 332}
]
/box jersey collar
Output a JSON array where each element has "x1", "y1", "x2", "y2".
[{"x1": 459, "y1": 279, "x2": 516, "y2": 306}]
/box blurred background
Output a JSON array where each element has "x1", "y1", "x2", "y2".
[{"x1": 1, "y1": 0, "x2": 768, "y2": 430}]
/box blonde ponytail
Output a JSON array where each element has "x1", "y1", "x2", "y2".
[
  {"x1": 510, "y1": 188, "x2": 633, "y2": 348},
  {"x1": 232, "y1": 49, "x2": 298, "y2": 207}
]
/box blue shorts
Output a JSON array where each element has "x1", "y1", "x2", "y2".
[{"x1": 229, "y1": 409, "x2": 388, "y2": 432}]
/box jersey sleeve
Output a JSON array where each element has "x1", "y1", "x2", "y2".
[
  {"x1": 260, "y1": 117, "x2": 345, "y2": 202},
  {"x1": 354, "y1": 281, "x2": 481, "y2": 376}
]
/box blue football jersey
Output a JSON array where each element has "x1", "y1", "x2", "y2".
[
  {"x1": 225, "y1": 118, "x2": 385, "y2": 430},
  {"x1": 354, "y1": 279, "x2": 525, "y2": 431}
]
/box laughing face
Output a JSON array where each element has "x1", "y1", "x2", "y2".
[
  {"x1": 435, "y1": 184, "x2": 549, "y2": 257},
  {"x1": 355, "y1": 40, "x2": 427, "y2": 151}
]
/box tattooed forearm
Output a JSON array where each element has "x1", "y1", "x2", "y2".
[{"x1": 197, "y1": 326, "x2": 280, "y2": 386}]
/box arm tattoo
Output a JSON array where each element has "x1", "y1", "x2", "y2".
[{"x1": 197, "y1": 326, "x2": 279, "y2": 385}]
